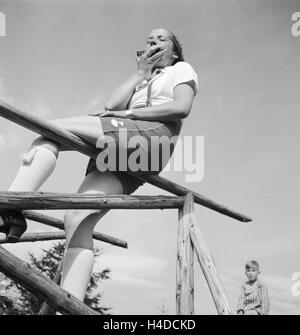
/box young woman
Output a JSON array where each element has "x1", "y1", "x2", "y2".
[{"x1": 0, "y1": 28, "x2": 198, "y2": 303}]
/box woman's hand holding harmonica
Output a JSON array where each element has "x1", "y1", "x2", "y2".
[
  {"x1": 136, "y1": 46, "x2": 166, "y2": 80},
  {"x1": 96, "y1": 46, "x2": 166, "y2": 112}
]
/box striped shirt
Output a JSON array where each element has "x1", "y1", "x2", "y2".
[{"x1": 237, "y1": 280, "x2": 270, "y2": 315}]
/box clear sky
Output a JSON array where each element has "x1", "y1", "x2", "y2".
[{"x1": 0, "y1": 0, "x2": 299, "y2": 315}]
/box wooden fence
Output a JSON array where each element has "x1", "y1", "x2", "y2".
[{"x1": 0, "y1": 100, "x2": 252, "y2": 315}]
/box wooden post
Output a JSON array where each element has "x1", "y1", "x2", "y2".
[
  {"x1": 189, "y1": 215, "x2": 234, "y2": 315},
  {"x1": 0, "y1": 246, "x2": 99, "y2": 315},
  {"x1": 176, "y1": 192, "x2": 194, "y2": 315},
  {"x1": 38, "y1": 260, "x2": 63, "y2": 315}
]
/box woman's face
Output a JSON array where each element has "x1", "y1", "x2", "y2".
[{"x1": 145, "y1": 28, "x2": 178, "y2": 68}]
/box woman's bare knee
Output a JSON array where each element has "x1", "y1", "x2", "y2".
[
  {"x1": 50, "y1": 117, "x2": 83, "y2": 131},
  {"x1": 63, "y1": 171, "x2": 123, "y2": 248},
  {"x1": 50, "y1": 117, "x2": 71, "y2": 127},
  {"x1": 78, "y1": 171, "x2": 124, "y2": 195}
]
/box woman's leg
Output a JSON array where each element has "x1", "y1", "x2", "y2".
[
  {"x1": 60, "y1": 169, "x2": 124, "y2": 302},
  {"x1": 0, "y1": 115, "x2": 103, "y2": 228},
  {"x1": 6, "y1": 115, "x2": 103, "y2": 192}
]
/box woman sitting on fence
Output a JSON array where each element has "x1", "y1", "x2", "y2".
[{"x1": 0, "y1": 28, "x2": 198, "y2": 303}]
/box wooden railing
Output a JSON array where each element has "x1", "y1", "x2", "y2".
[{"x1": 0, "y1": 99, "x2": 252, "y2": 315}]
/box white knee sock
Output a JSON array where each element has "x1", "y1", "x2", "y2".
[
  {"x1": 60, "y1": 247, "x2": 94, "y2": 302},
  {"x1": 8, "y1": 146, "x2": 57, "y2": 192}
]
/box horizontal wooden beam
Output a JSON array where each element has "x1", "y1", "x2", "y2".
[
  {"x1": 0, "y1": 192, "x2": 184, "y2": 210},
  {"x1": 23, "y1": 210, "x2": 128, "y2": 248},
  {"x1": 0, "y1": 99, "x2": 99, "y2": 159},
  {"x1": 0, "y1": 231, "x2": 66, "y2": 244},
  {"x1": 0, "y1": 246, "x2": 99, "y2": 315},
  {"x1": 0, "y1": 99, "x2": 252, "y2": 222},
  {"x1": 135, "y1": 174, "x2": 252, "y2": 223}
]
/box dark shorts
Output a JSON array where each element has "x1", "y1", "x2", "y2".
[{"x1": 85, "y1": 116, "x2": 182, "y2": 194}]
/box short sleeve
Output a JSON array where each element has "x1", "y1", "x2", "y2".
[{"x1": 171, "y1": 62, "x2": 198, "y2": 96}]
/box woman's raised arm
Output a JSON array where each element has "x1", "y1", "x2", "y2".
[
  {"x1": 104, "y1": 47, "x2": 166, "y2": 111},
  {"x1": 99, "y1": 83, "x2": 195, "y2": 122},
  {"x1": 128, "y1": 83, "x2": 195, "y2": 121},
  {"x1": 104, "y1": 71, "x2": 145, "y2": 111}
]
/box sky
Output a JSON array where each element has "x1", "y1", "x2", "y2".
[{"x1": 0, "y1": 0, "x2": 299, "y2": 315}]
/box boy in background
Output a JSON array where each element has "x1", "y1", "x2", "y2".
[{"x1": 237, "y1": 260, "x2": 270, "y2": 315}]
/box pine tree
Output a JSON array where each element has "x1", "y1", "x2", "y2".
[{"x1": 0, "y1": 242, "x2": 111, "y2": 315}]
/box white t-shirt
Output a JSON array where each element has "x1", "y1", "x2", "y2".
[{"x1": 128, "y1": 61, "x2": 198, "y2": 109}]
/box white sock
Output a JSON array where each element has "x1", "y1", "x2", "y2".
[
  {"x1": 60, "y1": 247, "x2": 94, "y2": 302},
  {"x1": 8, "y1": 146, "x2": 57, "y2": 192}
]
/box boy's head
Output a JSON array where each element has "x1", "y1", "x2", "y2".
[{"x1": 245, "y1": 260, "x2": 260, "y2": 282}]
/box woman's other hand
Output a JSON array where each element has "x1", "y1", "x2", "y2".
[
  {"x1": 88, "y1": 110, "x2": 128, "y2": 118},
  {"x1": 88, "y1": 110, "x2": 111, "y2": 116}
]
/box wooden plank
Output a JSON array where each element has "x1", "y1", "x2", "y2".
[
  {"x1": 0, "y1": 99, "x2": 99, "y2": 159},
  {"x1": 0, "y1": 192, "x2": 184, "y2": 210},
  {"x1": 23, "y1": 210, "x2": 128, "y2": 248},
  {"x1": 137, "y1": 174, "x2": 252, "y2": 223},
  {"x1": 0, "y1": 246, "x2": 99, "y2": 315},
  {"x1": 189, "y1": 215, "x2": 233, "y2": 315},
  {"x1": 0, "y1": 231, "x2": 66, "y2": 243},
  {"x1": 38, "y1": 260, "x2": 63, "y2": 315},
  {"x1": 176, "y1": 192, "x2": 194, "y2": 315},
  {"x1": 0, "y1": 99, "x2": 252, "y2": 222}
]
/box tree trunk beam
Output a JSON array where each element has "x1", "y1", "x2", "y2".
[
  {"x1": 136, "y1": 174, "x2": 252, "y2": 222},
  {"x1": 176, "y1": 192, "x2": 194, "y2": 315},
  {"x1": 0, "y1": 232, "x2": 66, "y2": 243},
  {"x1": 0, "y1": 246, "x2": 99, "y2": 315},
  {"x1": 0, "y1": 192, "x2": 184, "y2": 210},
  {"x1": 38, "y1": 260, "x2": 63, "y2": 315},
  {"x1": 189, "y1": 217, "x2": 233, "y2": 315}
]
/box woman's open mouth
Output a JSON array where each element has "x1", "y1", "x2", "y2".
[{"x1": 148, "y1": 47, "x2": 162, "y2": 57}]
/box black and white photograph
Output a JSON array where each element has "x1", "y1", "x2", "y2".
[{"x1": 0, "y1": 0, "x2": 299, "y2": 318}]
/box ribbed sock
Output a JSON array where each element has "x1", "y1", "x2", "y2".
[
  {"x1": 60, "y1": 247, "x2": 94, "y2": 302},
  {"x1": 8, "y1": 146, "x2": 57, "y2": 192}
]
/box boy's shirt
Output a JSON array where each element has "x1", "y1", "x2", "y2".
[{"x1": 237, "y1": 280, "x2": 270, "y2": 315}]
